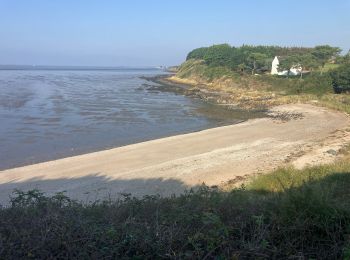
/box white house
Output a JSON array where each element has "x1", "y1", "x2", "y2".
[{"x1": 271, "y1": 56, "x2": 302, "y2": 76}]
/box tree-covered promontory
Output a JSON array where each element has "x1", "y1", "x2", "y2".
[{"x1": 186, "y1": 44, "x2": 343, "y2": 75}]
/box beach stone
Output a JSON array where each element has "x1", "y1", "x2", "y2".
[{"x1": 326, "y1": 149, "x2": 337, "y2": 156}]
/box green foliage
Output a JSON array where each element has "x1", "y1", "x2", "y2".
[
  {"x1": 277, "y1": 55, "x2": 299, "y2": 75},
  {"x1": 300, "y1": 73, "x2": 334, "y2": 94},
  {"x1": 1, "y1": 160, "x2": 350, "y2": 259},
  {"x1": 246, "y1": 52, "x2": 268, "y2": 75},
  {"x1": 178, "y1": 59, "x2": 336, "y2": 98},
  {"x1": 337, "y1": 50, "x2": 350, "y2": 65},
  {"x1": 255, "y1": 72, "x2": 334, "y2": 96},
  {"x1": 202, "y1": 44, "x2": 233, "y2": 67},
  {"x1": 322, "y1": 63, "x2": 341, "y2": 72},
  {"x1": 298, "y1": 53, "x2": 320, "y2": 71},
  {"x1": 312, "y1": 45, "x2": 342, "y2": 67},
  {"x1": 248, "y1": 161, "x2": 350, "y2": 193},
  {"x1": 330, "y1": 64, "x2": 350, "y2": 93},
  {"x1": 202, "y1": 66, "x2": 235, "y2": 81},
  {"x1": 186, "y1": 47, "x2": 209, "y2": 60},
  {"x1": 186, "y1": 44, "x2": 318, "y2": 73},
  {"x1": 278, "y1": 54, "x2": 320, "y2": 80},
  {"x1": 185, "y1": 44, "x2": 346, "y2": 79},
  {"x1": 177, "y1": 59, "x2": 238, "y2": 82}
]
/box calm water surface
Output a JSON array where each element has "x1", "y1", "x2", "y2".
[{"x1": 0, "y1": 68, "x2": 260, "y2": 170}]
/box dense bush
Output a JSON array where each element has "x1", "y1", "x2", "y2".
[
  {"x1": 330, "y1": 64, "x2": 350, "y2": 93},
  {"x1": 1, "y1": 161, "x2": 350, "y2": 259},
  {"x1": 259, "y1": 72, "x2": 333, "y2": 96}
]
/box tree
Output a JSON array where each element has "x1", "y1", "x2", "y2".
[
  {"x1": 297, "y1": 54, "x2": 320, "y2": 78},
  {"x1": 186, "y1": 47, "x2": 209, "y2": 60},
  {"x1": 246, "y1": 53, "x2": 268, "y2": 75},
  {"x1": 202, "y1": 44, "x2": 233, "y2": 67},
  {"x1": 279, "y1": 54, "x2": 321, "y2": 78},
  {"x1": 329, "y1": 64, "x2": 350, "y2": 93},
  {"x1": 184, "y1": 44, "x2": 342, "y2": 76},
  {"x1": 278, "y1": 55, "x2": 299, "y2": 77},
  {"x1": 312, "y1": 45, "x2": 341, "y2": 70},
  {"x1": 337, "y1": 50, "x2": 350, "y2": 64}
]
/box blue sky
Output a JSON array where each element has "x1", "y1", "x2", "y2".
[{"x1": 0, "y1": 0, "x2": 349, "y2": 66}]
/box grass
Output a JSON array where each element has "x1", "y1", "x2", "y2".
[
  {"x1": 177, "y1": 59, "x2": 238, "y2": 82},
  {"x1": 322, "y1": 63, "x2": 341, "y2": 73},
  {"x1": 1, "y1": 157, "x2": 350, "y2": 259}
]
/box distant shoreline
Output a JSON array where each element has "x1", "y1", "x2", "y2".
[{"x1": 0, "y1": 65, "x2": 164, "y2": 71}]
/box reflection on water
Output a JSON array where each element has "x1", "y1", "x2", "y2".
[{"x1": 0, "y1": 68, "x2": 262, "y2": 170}]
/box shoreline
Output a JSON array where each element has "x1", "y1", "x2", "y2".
[
  {"x1": 1, "y1": 103, "x2": 349, "y2": 205},
  {"x1": 1, "y1": 72, "x2": 265, "y2": 171},
  {"x1": 145, "y1": 74, "x2": 276, "y2": 110},
  {"x1": 143, "y1": 74, "x2": 242, "y2": 108}
]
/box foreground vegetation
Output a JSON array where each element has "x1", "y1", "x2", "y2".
[{"x1": 1, "y1": 156, "x2": 350, "y2": 259}]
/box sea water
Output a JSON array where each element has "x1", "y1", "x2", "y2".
[{"x1": 0, "y1": 67, "x2": 260, "y2": 169}]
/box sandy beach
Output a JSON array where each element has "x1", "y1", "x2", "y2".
[{"x1": 0, "y1": 104, "x2": 349, "y2": 205}]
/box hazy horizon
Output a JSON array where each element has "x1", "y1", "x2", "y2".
[
  {"x1": 0, "y1": 64, "x2": 165, "y2": 69},
  {"x1": 1, "y1": 0, "x2": 349, "y2": 67}
]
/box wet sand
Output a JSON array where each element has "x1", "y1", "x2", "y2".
[{"x1": 0, "y1": 104, "x2": 349, "y2": 205}]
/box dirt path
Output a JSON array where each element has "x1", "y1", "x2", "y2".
[{"x1": 0, "y1": 104, "x2": 349, "y2": 205}]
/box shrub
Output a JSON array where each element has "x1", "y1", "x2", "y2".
[{"x1": 330, "y1": 64, "x2": 350, "y2": 93}]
